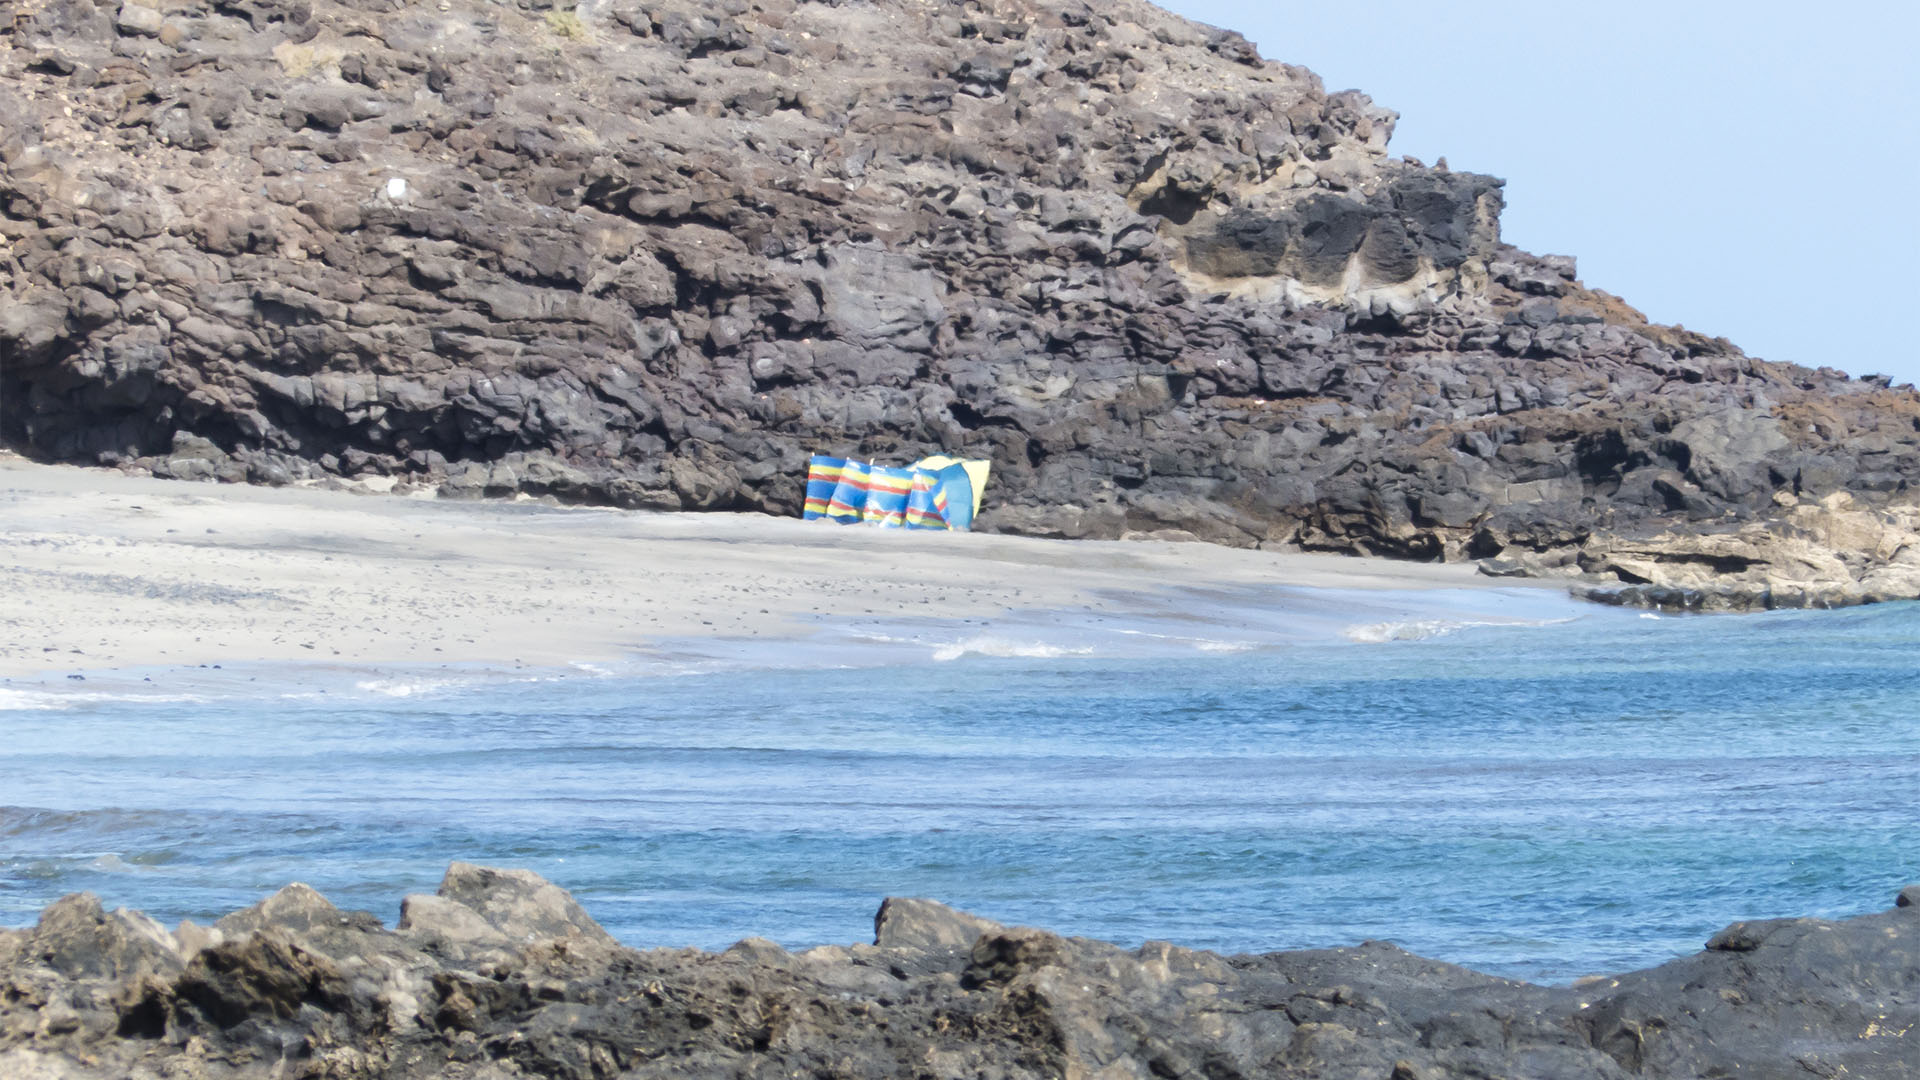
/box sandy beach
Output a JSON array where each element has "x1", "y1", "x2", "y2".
[{"x1": 0, "y1": 455, "x2": 1547, "y2": 677}]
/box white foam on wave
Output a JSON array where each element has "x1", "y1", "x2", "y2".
[
  {"x1": 1112, "y1": 628, "x2": 1255, "y2": 653},
  {"x1": 1342, "y1": 618, "x2": 1495, "y2": 643},
  {"x1": 1342, "y1": 615, "x2": 1575, "y2": 644},
  {"x1": 0, "y1": 688, "x2": 69, "y2": 711},
  {"x1": 0, "y1": 687, "x2": 212, "y2": 710},
  {"x1": 930, "y1": 635, "x2": 1096, "y2": 662},
  {"x1": 1193, "y1": 639, "x2": 1257, "y2": 653},
  {"x1": 352, "y1": 678, "x2": 452, "y2": 698}
]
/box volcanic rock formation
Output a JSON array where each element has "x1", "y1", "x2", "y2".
[
  {"x1": 2, "y1": 865, "x2": 1916, "y2": 1079},
  {"x1": 5, "y1": 0, "x2": 1920, "y2": 605}
]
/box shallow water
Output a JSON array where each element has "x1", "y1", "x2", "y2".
[{"x1": 3, "y1": 588, "x2": 1916, "y2": 983}]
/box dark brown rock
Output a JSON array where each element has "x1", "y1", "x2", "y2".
[
  {"x1": 4, "y1": 0, "x2": 1920, "y2": 608},
  {"x1": 419, "y1": 860, "x2": 618, "y2": 948},
  {"x1": 873, "y1": 896, "x2": 1003, "y2": 951},
  {"x1": 0, "y1": 869, "x2": 1914, "y2": 1079}
]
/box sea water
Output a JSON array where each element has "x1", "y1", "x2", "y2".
[{"x1": 2, "y1": 586, "x2": 1916, "y2": 984}]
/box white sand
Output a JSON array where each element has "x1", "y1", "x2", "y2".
[{"x1": 0, "y1": 456, "x2": 1536, "y2": 676}]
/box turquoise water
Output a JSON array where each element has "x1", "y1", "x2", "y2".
[{"x1": 2, "y1": 590, "x2": 1916, "y2": 983}]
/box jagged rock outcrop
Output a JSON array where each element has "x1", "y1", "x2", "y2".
[
  {"x1": 2, "y1": 866, "x2": 1915, "y2": 1078},
  {"x1": 1482, "y1": 491, "x2": 1920, "y2": 611},
  {"x1": 4, "y1": 0, "x2": 1919, "y2": 604}
]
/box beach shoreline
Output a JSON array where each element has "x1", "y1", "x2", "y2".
[{"x1": 0, "y1": 456, "x2": 1566, "y2": 679}]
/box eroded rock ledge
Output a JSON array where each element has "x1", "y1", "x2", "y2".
[
  {"x1": 1482, "y1": 493, "x2": 1920, "y2": 612},
  {"x1": 6, "y1": 0, "x2": 1920, "y2": 607},
  {"x1": 2, "y1": 864, "x2": 1915, "y2": 1079}
]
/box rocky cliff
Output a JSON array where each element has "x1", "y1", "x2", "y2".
[
  {"x1": 5, "y1": 0, "x2": 1920, "y2": 606},
  {"x1": 3, "y1": 865, "x2": 1915, "y2": 1079}
]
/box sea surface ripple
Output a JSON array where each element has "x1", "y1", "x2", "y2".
[{"x1": 3, "y1": 591, "x2": 1916, "y2": 983}]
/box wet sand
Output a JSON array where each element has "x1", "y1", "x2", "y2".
[{"x1": 0, "y1": 456, "x2": 1535, "y2": 676}]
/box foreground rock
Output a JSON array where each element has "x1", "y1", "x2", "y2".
[
  {"x1": 5, "y1": 0, "x2": 1920, "y2": 608},
  {"x1": 1, "y1": 866, "x2": 1914, "y2": 1079}
]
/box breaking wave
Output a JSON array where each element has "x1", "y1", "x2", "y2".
[
  {"x1": 0, "y1": 688, "x2": 68, "y2": 711},
  {"x1": 1342, "y1": 618, "x2": 1499, "y2": 644},
  {"x1": 1342, "y1": 615, "x2": 1574, "y2": 644},
  {"x1": 0, "y1": 687, "x2": 210, "y2": 711},
  {"x1": 1191, "y1": 639, "x2": 1258, "y2": 653},
  {"x1": 930, "y1": 636, "x2": 1096, "y2": 662},
  {"x1": 353, "y1": 678, "x2": 454, "y2": 698}
]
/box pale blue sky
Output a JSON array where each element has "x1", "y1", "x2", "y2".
[{"x1": 1161, "y1": 0, "x2": 1920, "y2": 385}]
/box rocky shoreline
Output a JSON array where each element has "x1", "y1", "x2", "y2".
[
  {"x1": 7, "y1": 0, "x2": 1920, "y2": 611},
  {"x1": 2, "y1": 864, "x2": 1914, "y2": 1079},
  {"x1": 1482, "y1": 492, "x2": 1920, "y2": 612}
]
